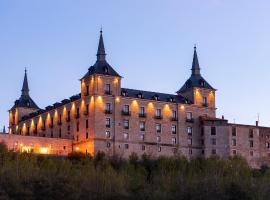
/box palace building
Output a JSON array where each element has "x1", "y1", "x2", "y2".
[{"x1": 5, "y1": 31, "x2": 270, "y2": 168}]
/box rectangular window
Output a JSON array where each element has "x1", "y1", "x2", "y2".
[
  {"x1": 202, "y1": 97, "x2": 207, "y2": 106},
  {"x1": 172, "y1": 110, "x2": 177, "y2": 120},
  {"x1": 86, "y1": 132, "x2": 88, "y2": 139},
  {"x1": 106, "y1": 118, "x2": 110, "y2": 128},
  {"x1": 211, "y1": 138, "x2": 216, "y2": 145},
  {"x1": 105, "y1": 103, "x2": 111, "y2": 112},
  {"x1": 201, "y1": 139, "x2": 204, "y2": 145},
  {"x1": 123, "y1": 120, "x2": 129, "y2": 129},
  {"x1": 105, "y1": 84, "x2": 111, "y2": 93},
  {"x1": 140, "y1": 134, "x2": 145, "y2": 141},
  {"x1": 232, "y1": 150, "x2": 237, "y2": 155},
  {"x1": 140, "y1": 122, "x2": 145, "y2": 131},
  {"x1": 124, "y1": 105, "x2": 129, "y2": 113},
  {"x1": 211, "y1": 127, "x2": 216, "y2": 135},
  {"x1": 67, "y1": 125, "x2": 70, "y2": 131},
  {"x1": 187, "y1": 127, "x2": 192, "y2": 135},
  {"x1": 106, "y1": 131, "x2": 110, "y2": 138},
  {"x1": 158, "y1": 146, "x2": 161, "y2": 152},
  {"x1": 172, "y1": 125, "x2": 176, "y2": 134},
  {"x1": 59, "y1": 128, "x2": 61, "y2": 138},
  {"x1": 232, "y1": 139, "x2": 236, "y2": 146},
  {"x1": 172, "y1": 137, "x2": 177, "y2": 145},
  {"x1": 76, "y1": 107, "x2": 80, "y2": 118},
  {"x1": 86, "y1": 85, "x2": 89, "y2": 96},
  {"x1": 249, "y1": 129, "x2": 254, "y2": 138},
  {"x1": 156, "y1": 123, "x2": 161, "y2": 133},
  {"x1": 124, "y1": 144, "x2": 129, "y2": 149},
  {"x1": 212, "y1": 149, "x2": 216, "y2": 155},
  {"x1": 86, "y1": 119, "x2": 88, "y2": 129},
  {"x1": 249, "y1": 140, "x2": 253, "y2": 148},
  {"x1": 188, "y1": 138, "x2": 192, "y2": 145},
  {"x1": 232, "y1": 127, "x2": 237, "y2": 136},
  {"x1": 124, "y1": 133, "x2": 129, "y2": 140},
  {"x1": 107, "y1": 142, "x2": 111, "y2": 148},
  {"x1": 76, "y1": 122, "x2": 80, "y2": 132},
  {"x1": 139, "y1": 107, "x2": 145, "y2": 117},
  {"x1": 186, "y1": 112, "x2": 192, "y2": 120},
  {"x1": 156, "y1": 109, "x2": 161, "y2": 117},
  {"x1": 157, "y1": 136, "x2": 161, "y2": 142},
  {"x1": 141, "y1": 145, "x2": 145, "y2": 151},
  {"x1": 266, "y1": 142, "x2": 270, "y2": 149}
]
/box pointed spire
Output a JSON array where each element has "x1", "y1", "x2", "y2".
[
  {"x1": 96, "y1": 29, "x2": 106, "y2": 61},
  {"x1": 21, "y1": 68, "x2": 29, "y2": 97},
  {"x1": 191, "y1": 45, "x2": 201, "y2": 76}
]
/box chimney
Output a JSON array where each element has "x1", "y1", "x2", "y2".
[
  {"x1": 222, "y1": 115, "x2": 224, "y2": 120},
  {"x1": 256, "y1": 121, "x2": 259, "y2": 127}
]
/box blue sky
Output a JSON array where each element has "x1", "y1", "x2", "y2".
[{"x1": 0, "y1": 0, "x2": 269, "y2": 128}]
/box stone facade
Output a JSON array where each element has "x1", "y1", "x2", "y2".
[{"x1": 4, "y1": 31, "x2": 270, "y2": 168}]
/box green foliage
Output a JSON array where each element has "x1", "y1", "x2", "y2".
[{"x1": 0, "y1": 147, "x2": 269, "y2": 199}]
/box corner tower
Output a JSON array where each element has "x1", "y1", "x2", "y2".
[
  {"x1": 9, "y1": 69, "x2": 39, "y2": 133},
  {"x1": 81, "y1": 30, "x2": 121, "y2": 97},
  {"x1": 177, "y1": 46, "x2": 216, "y2": 115}
]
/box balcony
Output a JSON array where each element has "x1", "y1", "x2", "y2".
[
  {"x1": 106, "y1": 124, "x2": 110, "y2": 128},
  {"x1": 104, "y1": 90, "x2": 112, "y2": 95},
  {"x1": 139, "y1": 113, "x2": 146, "y2": 118},
  {"x1": 75, "y1": 113, "x2": 80, "y2": 119},
  {"x1": 186, "y1": 118, "x2": 194, "y2": 123},
  {"x1": 140, "y1": 128, "x2": 145, "y2": 132},
  {"x1": 104, "y1": 110, "x2": 112, "y2": 114},
  {"x1": 171, "y1": 117, "x2": 178, "y2": 121},
  {"x1": 84, "y1": 110, "x2": 89, "y2": 116},
  {"x1": 124, "y1": 126, "x2": 129, "y2": 130},
  {"x1": 154, "y1": 115, "x2": 163, "y2": 120},
  {"x1": 122, "y1": 111, "x2": 131, "y2": 116},
  {"x1": 156, "y1": 130, "x2": 161, "y2": 133}
]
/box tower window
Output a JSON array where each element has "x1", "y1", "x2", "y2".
[
  {"x1": 202, "y1": 97, "x2": 207, "y2": 106},
  {"x1": 232, "y1": 127, "x2": 237, "y2": 136},
  {"x1": 105, "y1": 84, "x2": 111, "y2": 94},
  {"x1": 106, "y1": 118, "x2": 110, "y2": 128},
  {"x1": 104, "y1": 66, "x2": 109, "y2": 73}
]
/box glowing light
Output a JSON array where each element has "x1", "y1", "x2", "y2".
[
  {"x1": 22, "y1": 146, "x2": 32, "y2": 153},
  {"x1": 180, "y1": 105, "x2": 185, "y2": 111},
  {"x1": 114, "y1": 78, "x2": 118, "y2": 84},
  {"x1": 39, "y1": 147, "x2": 49, "y2": 154},
  {"x1": 115, "y1": 97, "x2": 120, "y2": 102},
  {"x1": 75, "y1": 147, "x2": 80, "y2": 151}
]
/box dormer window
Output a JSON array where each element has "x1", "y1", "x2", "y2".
[
  {"x1": 104, "y1": 66, "x2": 109, "y2": 73},
  {"x1": 122, "y1": 91, "x2": 127, "y2": 96},
  {"x1": 169, "y1": 97, "x2": 174, "y2": 102},
  {"x1": 137, "y1": 93, "x2": 143, "y2": 98},
  {"x1": 200, "y1": 80, "x2": 205, "y2": 87},
  {"x1": 154, "y1": 95, "x2": 159, "y2": 101}
]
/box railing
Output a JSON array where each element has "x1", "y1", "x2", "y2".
[
  {"x1": 105, "y1": 110, "x2": 112, "y2": 114},
  {"x1": 104, "y1": 90, "x2": 112, "y2": 95},
  {"x1": 75, "y1": 113, "x2": 80, "y2": 119},
  {"x1": 139, "y1": 113, "x2": 146, "y2": 118},
  {"x1": 154, "y1": 115, "x2": 163, "y2": 120},
  {"x1": 186, "y1": 118, "x2": 194, "y2": 123},
  {"x1": 122, "y1": 111, "x2": 131, "y2": 116},
  {"x1": 171, "y1": 117, "x2": 178, "y2": 121}
]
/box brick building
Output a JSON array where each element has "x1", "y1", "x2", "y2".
[{"x1": 5, "y1": 31, "x2": 270, "y2": 168}]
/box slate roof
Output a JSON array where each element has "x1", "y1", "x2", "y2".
[
  {"x1": 12, "y1": 69, "x2": 39, "y2": 110},
  {"x1": 82, "y1": 30, "x2": 121, "y2": 78},
  {"x1": 121, "y1": 88, "x2": 191, "y2": 104},
  {"x1": 177, "y1": 46, "x2": 215, "y2": 93}
]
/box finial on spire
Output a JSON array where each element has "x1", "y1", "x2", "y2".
[
  {"x1": 191, "y1": 45, "x2": 201, "y2": 76},
  {"x1": 21, "y1": 68, "x2": 30, "y2": 97},
  {"x1": 96, "y1": 29, "x2": 106, "y2": 61}
]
